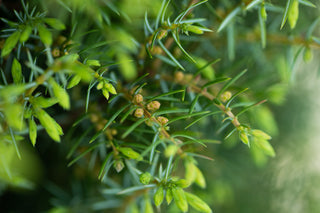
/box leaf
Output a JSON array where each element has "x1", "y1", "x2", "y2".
[
  {"x1": 9, "y1": 127, "x2": 21, "y2": 159},
  {"x1": 154, "y1": 186, "x2": 164, "y2": 206},
  {"x1": 11, "y1": 58, "x2": 23, "y2": 84},
  {"x1": 147, "y1": 89, "x2": 185, "y2": 102},
  {"x1": 158, "y1": 40, "x2": 184, "y2": 70},
  {"x1": 32, "y1": 96, "x2": 58, "y2": 108},
  {"x1": 166, "y1": 111, "x2": 210, "y2": 126},
  {"x1": 201, "y1": 77, "x2": 230, "y2": 89},
  {"x1": 217, "y1": 6, "x2": 241, "y2": 32},
  {"x1": 3, "y1": 103, "x2": 24, "y2": 130},
  {"x1": 117, "y1": 184, "x2": 156, "y2": 195},
  {"x1": 254, "y1": 138, "x2": 275, "y2": 157},
  {"x1": 67, "y1": 75, "x2": 82, "y2": 89},
  {"x1": 29, "y1": 118, "x2": 37, "y2": 146},
  {"x1": 20, "y1": 25, "x2": 32, "y2": 43},
  {"x1": 38, "y1": 24, "x2": 52, "y2": 46},
  {"x1": 44, "y1": 18, "x2": 66, "y2": 30},
  {"x1": 1, "y1": 31, "x2": 21, "y2": 57},
  {"x1": 246, "y1": 0, "x2": 263, "y2": 10},
  {"x1": 217, "y1": 69, "x2": 247, "y2": 97},
  {"x1": 258, "y1": 7, "x2": 267, "y2": 48},
  {"x1": 172, "y1": 187, "x2": 188, "y2": 212},
  {"x1": 49, "y1": 78, "x2": 70, "y2": 109},
  {"x1": 299, "y1": 0, "x2": 316, "y2": 7},
  {"x1": 171, "y1": 31, "x2": 196, "y2": 63},
  {"x1": 225, "y1": 88, "x2": 249, "y2": 108},
  {"x1": 118, "y1": 147, "x2": 143, "y2": 161},
  {"x1": 189, "y1": 94, "x2": 200, "y2": 114},
  {"x1": 280, "y1": 0, "x2": 292, "y2": 29},
  {"x1": 89, "y1": 104, "x2": 130, "y2": 143},
  {"x1": 34, "y1": 107, "x2": 62, "y2": 142},
  {"x1": 68, "y1": 143, "x2": 101, "y2": 166},
  {"x1": 185, "y1": 192, "x2": 212, "y2": 213},
  {"x1": 121, "y1": 118, "x2": 148, "y2": 139},
  {"x1": 98, "y1": 152, "x2": 113, "y2": 180},
  {"x1": 174, "y1": 0, "x2": 208, "y2": 23},
  {"x1": 288, "y1": 0, "x2": 299, "y2": 29}
]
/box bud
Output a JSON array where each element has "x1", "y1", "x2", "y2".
[
  {"x1": 105, "y1": 83, "x2": 117, "y2": 94},
  {"x1": 67, "y1": 75, "x2": 82, "y2": 89},
  {"x1": 186, "y1": 25, "x2": 204, "y2": 34},
  {"x1": 147, "y1": 101, "x2": 160, "y2": 111},
  {"x1": 86, "y1": 59, "x2": 101, "y2": 67},
  {"x1": 139, "y1": 172, "x2": 152, "y2": 185},
  {"x1": 96, "y1": 81, "x2": 104, "y2": 90},
  {"x1": 102, "y1": 88, "x2": 110, "y2": 100},
  {"x1": 49, "y1": 78, "x2": 70, "y2": 109},
  {"x1": 288, "y1": 0, "x2": 299, "y2": 29},
  {"x1": 175, "y1": 179, "x2": 190, "y2": 188},
  {"x1": 194, "y1": 166, "x2": 206, "y2": 188},
  {"x1": 134, "y1": 108, "x2": 144, "y2": 118},
  {"x1": 11, "y1": 58, "x2": 22, "y2": 84},
  {"x1": 44, "y1": 18, "x2": 66, "y2": 30},
  {"x1": 154, "y1": 186, "x2": 164, "y2": 206},
  {"x1": 20, "y1": 25, "x2": 32, "y2": 43},
  {"x1": 157, "y1": 30, "x2": 168, "y2": 40},
  {"x1": 239, "y1": 130, "x2": 250, "y2": 145},
  {"x1": 157, "y1": 116, "x2": 168, "y2": 125},
  {"x1": 144, "y1": 197, "x2": 154, "y2": 213},
  {"x1": 133, "y1": 94, "x2": 144, "y2": 104},
  {"x1": 174, "y1": 71, "x2": 184, "y2": 83},
  {"x1": 251, "y1": 129, "x2": 271, "y2": 140},
  {"x1": 1, "y1": 31, "x2": 21, "y2": 57},
  {"x1": 145, "y1": 118, "x2": 154, "y2": 126},
  {"x1": 52, "y1": 48, "x2": 60, "y2": 57},
  {"x1": 260, "y1": 3, "x2": 267, "y2": 21},
  {"x1": 185, "y1": 161, "x2": 197, "y2": 184},
  {"x1": 166, "y1": 188, "x2": 173, "y2": 204},
  {"x1": 254, "y1": 139, "x2": 276, "y2": 157},
  {"x1": 220, "y1": 91, "x2": 232, "y2": 102},
  {"x1": 185, "y1": 192, "x2": 212, "y2": 213},
  {"x1": 29, "y1": 119, "x2": 37, "y2": 146},
  {"x1": 303, "y1": 47, "x2": 313, "y2": 62},
  {"x1": 172, "y1": 187, "x2": 188, "y2": 212},
  {"x1": 118, "y1": 147, "x2": 143, "y2": 161},
  {"x1": 165, "y1": 144, "x2": 178, "y2": 157},
  {"x1": 38, "y1": 24, "x2": 52, "y2": 46},
  {"x1": 114, "y1": 159, "x2": 125, "y2": 173},
  {"x1": 111, "y1": 129, "x2": 118, "y2": 135}
]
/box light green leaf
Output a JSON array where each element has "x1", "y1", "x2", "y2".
[
  {"x1": 185, "y1": 192, "x2": 212, "y2": 213},
  {"x1": 11, "y1": 58, "x2": 23, "y2": 84},
  {"x1": 217, "y1": 7, "x2": 241, "y2": 32},
  {"x1": 38, "y1": 24, "x2": 52, "y2": 46},
  {"x1": 49, "y1": 78, "x2": 70, "y2": 109},
  {"x1": 34, "y1": 107, "x2": 62, "y2": 142},
  {"x1": 1, "y1": 31, "x2": 21, "y2": 57},
  {"x1": 29, "y1": 118, "x2": 37, "y2": 146},
  {"x1": 20, "y1": 25, "x2": 32, "y2": 43},
  {"x1": 44, "y1": 18, "x2": 66, "y2": 30}
]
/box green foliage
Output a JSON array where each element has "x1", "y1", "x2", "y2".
[{"x1": 0, "y1": 0, "x2": 319, "y2": 212}]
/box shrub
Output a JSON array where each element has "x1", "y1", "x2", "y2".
[{"x1": 0, "y1": 0, "x2": 319, "y2": 212}]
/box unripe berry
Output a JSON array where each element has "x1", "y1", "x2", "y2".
[
  {"x1": 147, "y1": 101, "x2": 160, "y2": 111},
  {"x1": 134, "y1": 108, "x2": 144, "y2": 118},
  {"x1": 157, "y1": 116, "x2": 168, "y2": 125},
  {"x1": 133, "y1": 94, "x2": 143, "y2": 104},
  {"x1": 174, "y1": 71, "x2": 184, "y2": 83},
  {"x1": 220, "y1": 91, "x2": 232, "y2": 102}
]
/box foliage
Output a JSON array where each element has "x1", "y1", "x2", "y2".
[{"x1": 0, "y1": 0, "x2": 319, "y2": 212}]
